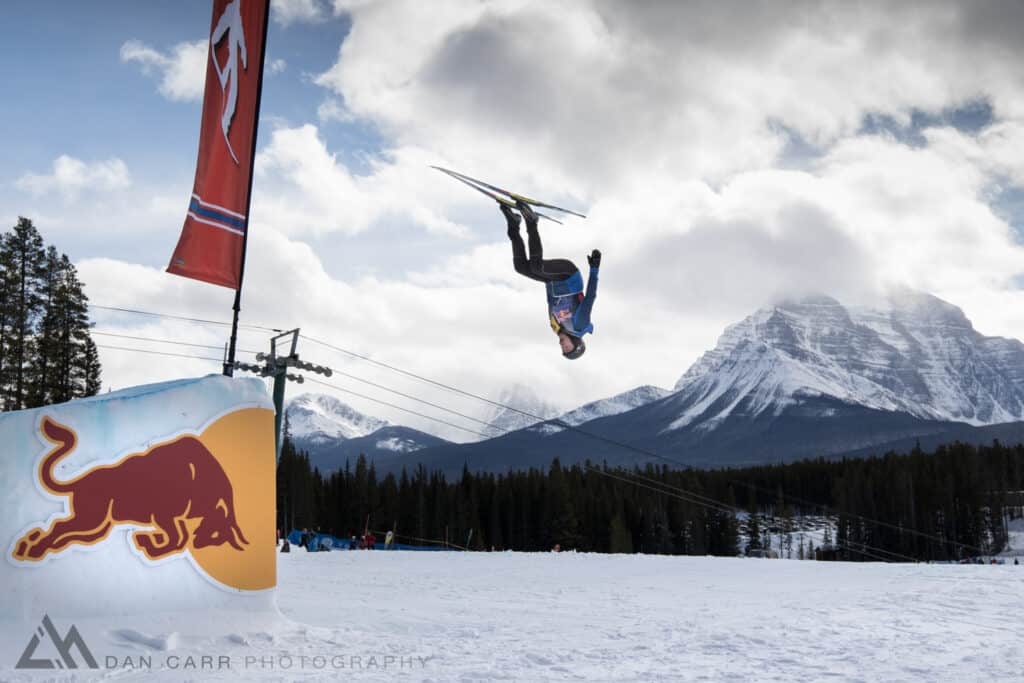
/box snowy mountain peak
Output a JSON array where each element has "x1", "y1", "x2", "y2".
[
  {"x1": 886, "y1": 289, "x2": 974, "y2": 333},
  {"x1": 482, "y1": 384, "x2": 561, "y2": 435},
  {"x1": 286, "y1": 393, "x2": 388, "y2": 444},
  {"x1": 560, "y1": 385, "x2": 673, "y2": 426},
  {"x1": 672, "y1": 291, "x2": 1024, "y2": 429},
  {"x1": 531, "y1": 385, "x2": 673, "y2": 435}
]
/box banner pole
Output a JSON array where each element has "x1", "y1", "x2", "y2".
[{"x1": 224, "y1": 0, "x2": 271, "y2": 377}]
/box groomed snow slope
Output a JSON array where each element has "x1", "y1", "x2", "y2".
[{"x1": 7, "y1": 552, "x2": 1020, "y2": 681}]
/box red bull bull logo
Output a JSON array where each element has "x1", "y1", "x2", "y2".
[
  {"x1": 10, "y1": 407, "x2": 275, "y2": 592},
  {"x1": 14, "y1": 417, "x2": 247, "y2": 562}
]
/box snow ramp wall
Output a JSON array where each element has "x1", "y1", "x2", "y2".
[{"x1": 1, "y1": 375, "x2": 277, "y2": 624}]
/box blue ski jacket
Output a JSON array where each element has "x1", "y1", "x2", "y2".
[{"x1": 547, "y1": 266, "x2": 598, "y2": 337}]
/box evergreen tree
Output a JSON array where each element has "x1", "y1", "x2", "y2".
[
  {"x1": 267, "y1": 438, "x2": 1024, "y2": 562},
  {"x1": 718, "y1": 485, "x2": 741, "y2": 556},
  {"x1": 28, "y1": 247, "x2": 69, "y2": 406},
  {"x1": 746, "y1": 507, "x2": 762, "y2": 555},
  {"x1": 548, "y1": 459, "x2": 581, "y2": 549},
  {"x1": 1, "y1": 218, "x2": 46, "y2": 410},
  {"x1": 60, "y1": 258, "x2": 98, "y2": 400},
  {"x1": 609, "y1": 512, "x2": 633, "y2": 554},
  {"x1": 81, "y1": 336, "x2": 101, "y2": 397},
  {"x1": 0, "y1": 233, "x2": 14, "y2": 401},
  {"x1": 0, "y1": 218, "x2": 101, "y2": 411},
  {"x1": 488, "y1": 475, "x2": 504, "y2": 550}
]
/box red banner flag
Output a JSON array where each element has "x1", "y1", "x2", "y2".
[{"x1": 168, "y1": 0, "x2": 270, "y2": 290}]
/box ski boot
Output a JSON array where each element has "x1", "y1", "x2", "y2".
[
  {"x1": 515, "y1": 199, "x2": 538, "y2": 227},
  {"x1": 500, "y1": 203, "x2": 521, "y2": 235}
]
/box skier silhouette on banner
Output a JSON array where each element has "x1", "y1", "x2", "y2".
[{"x1": 211, "y1": 0, "x2": 247, "y2": 164}]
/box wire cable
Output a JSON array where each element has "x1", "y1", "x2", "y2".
[
  {"x1": 293, "y1": 362, "x2": 923, "y2": 563},
  {"x1": 581, "y1": 464, "x2": 923, "y2": 563},
  {"x1": 287, "y1": 358, "x2": 818, "y2": 552},
  {"x1": 87, "y1": 304, "x2": 990, "y2": 561},
  {"x1": 302, "y1": 334, "x2": 517, "y2": 408},
  {"x1": 308, "y1": 365, "x2": 503, "y2": 434},
  {"x1": 96, "y1": 344, "x2": 223, "y2": 363},
  {"x1": 89, "y1": 304, "x2": 281, "y2": 332},
  {"x1": 297, "y1": 338, "x2": 993, "y2": 560},
  {"x1": 92, "y1": 330, "x2": 260, "y2": 355},
  {"x1": 303, "y1": 377, "x2": 493, "y2": 439},
  {"x1": 292, "y1": 355, "x2": 766, "y2": 537},
  {"x1": 582, "y1": 464, "x2": 738, "y2": 517}
]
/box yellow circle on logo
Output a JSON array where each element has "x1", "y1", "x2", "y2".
[{"x1": 189, "y1": 407, "x2": 276, "y2": 591}]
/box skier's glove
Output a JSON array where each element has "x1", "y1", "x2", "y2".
[{"x1": 588, "y1": 249, "x2": 602, "y2": 268}]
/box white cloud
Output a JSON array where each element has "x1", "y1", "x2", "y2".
[
  {"x1": 310, "y1": 1, "x2": 1024, "y2": 298},
  {"x1": 319, "y1": 1, "x2": 1024, "y2": 191},
  {"x1": 55, "y1": 1, "x2": 1024, "y2": 431},
  {"x1": 120, "y1": 39, "x2": 207, "y2": 102},
  {"x1": 16, "y1": 156, "x2": 131, "y2": 198},
  {"x1": 925, "y1": 121, "x2": 1024, "y2": 188},
  {"x1": 317, "y1": 98, "x2": 353, "y2": 123},
  {"x1": 253, "y1": 124, "x2": 471, "y2": 238},
  {"x1": 269, "y1": 58, "x2": 288, "y2": 75},
  {"x1": 76, "y1": 227, "x2": 582, "y2": 441},
  {"x1": 272, "y1": 0, "x2": 330, "y2": 26}
]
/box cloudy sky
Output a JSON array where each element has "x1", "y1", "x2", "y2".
[{"x1": 3, "y1": 0, "x2": 1024, "y2": 440}]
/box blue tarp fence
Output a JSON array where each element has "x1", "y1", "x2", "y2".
[{"x1": 285, "y1": 529, "x2": 455, "y2": 551}]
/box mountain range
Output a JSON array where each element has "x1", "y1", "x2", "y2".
[
  {"x1": 288, "y1": 290, "x2": 1024, "y2": 476},
  {"x1": 286, "y1": 394, "x2": 449, "y2": 473}
]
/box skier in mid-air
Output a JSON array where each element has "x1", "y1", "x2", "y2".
[{"x1": 503, "y1": 200, "x2": 599, "y2": 360}]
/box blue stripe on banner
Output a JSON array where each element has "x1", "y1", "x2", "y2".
[{"x1": 188, "y1": 199, "x2": 247, "y2": 231}]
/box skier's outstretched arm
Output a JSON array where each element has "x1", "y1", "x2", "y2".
[{"x1": 576, "y1": 249, "x2": 601, "y2": 329}]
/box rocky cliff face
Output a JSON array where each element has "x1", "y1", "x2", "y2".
[
  {"x1": 670, "y1": 291, "x2": 1024, "y2": 430},
  {"x1": 286, "y1": 393, "x2": 388, "y2": 444}
]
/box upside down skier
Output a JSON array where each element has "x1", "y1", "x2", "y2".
[{"x1": 503, "y1": 200, "x2": 600, "y2": 360}]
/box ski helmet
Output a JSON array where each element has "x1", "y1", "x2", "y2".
[{"x1": 562, "y1": 335, "x2": 586, "y2": 360}]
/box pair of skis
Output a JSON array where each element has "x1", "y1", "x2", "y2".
[{"x1": 432, "y1": 166, "x2": 586, "y2": 224}]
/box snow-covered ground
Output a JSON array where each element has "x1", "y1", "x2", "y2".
[
  {"x1": 1003, "y1": 515, "x2": 1024, "y2": 559},
  {"x1": 6, "y1": 550, "x2": 1022, "y2": 682}
]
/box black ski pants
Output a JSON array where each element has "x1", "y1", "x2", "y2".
[{"x1": 506, "y1": 213, "x2": 577, "y2": 283}]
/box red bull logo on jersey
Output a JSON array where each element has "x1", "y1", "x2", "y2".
[{"x1": 9, "y1": 407, "x2": 275, "y2": 592}]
